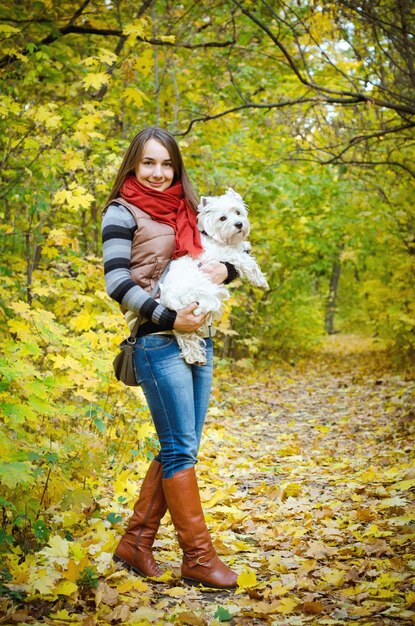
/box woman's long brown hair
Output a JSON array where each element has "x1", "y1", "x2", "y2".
[{"x1": 105, "y1": 127, "x2": 199, "y2": 212}]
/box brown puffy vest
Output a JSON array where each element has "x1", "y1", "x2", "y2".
[{"x1": 112, "y1": 197, "x2": 175, "y2": 309}]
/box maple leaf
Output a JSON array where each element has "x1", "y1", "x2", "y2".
[
  {"x1": 0, "y1": 461, "x2": 33, "y2": 488},
  {"x1": 98, "y1": 48, "x2": 118, "y2": 65},
  {"x1": 214, "y1": 606, "x2": 232, "y2": 622},
  {"x1": 95, "y1": 581, "x2": 119, "y2": 607},
  {"x1": 41, "y1": 535, "x2": 70, "y2": 561},
  {"x1": 105, "y1": 605, "x2": 131, "y2": 622},
  {"x1": 123, "y1": 18, "x2": 148, "y2": 39},
  {"x1": 123, "y1": 87, "x2": 148, "y2": 107},
  {"x1": 54, "y1": 580, "x2": 78, "y2": 596},
  {"x1": 83, "y1": 72, "x2": 109, "y2": 90},
  {"x1": 276, "y1": 596, "x2": 299, "y2": 614},
  {"x1": 237, "y1": 568, "x2": 257, "y2": 589},
  {"x1": 28, "y1": 567, "x2": 60, "y2": 595},
  {"x1": 175, "y1": 611, "x2": 205, "y2": 626},
  {"x1": 70, "y1": 310, "x2": 96, "y2": 332},
  {"x1": 32, "y1": 105, "x2": 62, "y2": 128},
  {"x1": 0, "y1": 24, "x2": 20, "y2": 35},
  {"x1": 117, "y1": 579, "x2": 148, "y2": 593}
]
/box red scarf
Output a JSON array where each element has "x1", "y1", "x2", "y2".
[{"x1": 120, "y1": 175, "x2": 202, "y2": 259}]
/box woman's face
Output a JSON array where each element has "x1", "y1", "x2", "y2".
[{"x1": 135, "y1": 138, "x2": 175, "y2": 192}]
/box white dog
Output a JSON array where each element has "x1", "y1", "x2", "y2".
[{"x1": 159, "y1": 188, "x2": 269, "y2": 364}]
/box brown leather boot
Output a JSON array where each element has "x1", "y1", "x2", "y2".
[
  {"x1": 113, "y1": 459, "x2": 167, "y2": 577},
  {"x1": 162, "y1": 467, "x2": 237, "y2": 589}
]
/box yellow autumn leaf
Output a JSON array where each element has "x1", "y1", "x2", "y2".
[
  {"x1": 81, "y1": 56, "x2": 99, "y2": 67},
  {"x1": 231, "y1": 539, "x2": 254, "y2": 552},
  {"x1": 123, "y1": 18, "x2": 148, "y2": 39},
  {"x1": 321, "y1": 569, "x2": 345, "y2": 587},
  {"x1": 283, "y1": 482, "x2": 302, "y2": 497},
  {"x1": 53, "y1": 184, "x2": 95, "y2": 211},
  {"x1": 163, "y1": 586, "x2": 189, "y2": 597},
  {"x1": 377, "y1": 495, "x2": 408, "y2": 509},
  {"x1": 123, "y1": 87, "x2": 147, "y2": 107},
  {"x1": 406, "y1": 591, "x2": 415, "y2": 608},
  {"x1": 29, "y1": 567, "x2": 60, "y2": 594},
  {"x1": 98, "y1": 48, "x2": 118, "y2": 65},
  {"x1": 7, "y1": 319, "x2": 31, "y2": 340},
  {"x1": 204, "y1": 489, "x2": 227, "y2": 508},
  {"x1": 134, "y1": 422, "x2": 155, "y2": 439},
  {"x1": 41, "y1": 244, "x2": 59, "y2": 259},
  {"x1": 83, "y1": 72, "x2": 109, "y2": 90},
  {"x1": 0, "y1": 24, "x2": 20, "y2": 35},
  {"x1": 48, "y1": 610, "x2": 73, "y2": 622},
  {"x1": 42, "y1": 535, "x2": 70, "y2": 559},
  {"x1": 11, "y1": 301, "x2": 31, "y2": 317},
  {"x1": 49, "y1": 354, "x2": 81, "y2": 371},
  {"x1": 276, "y1": 596, "x2": 299, "y2": 614},
  {"x1": 70, "y1": 542, "x2": 86, "y2": 561},
  {"x1": 129, "y1": 607, "x2": 165, "y2": 622},
  {"x1": 316, "y1": 424, "x2": 330, "y2": 433},
  {"x1": 237, "y1": 568, "x2": 257, "y2": 589},
  {"x1": 159, "y1": 34, "x2": 176, "y2": 43},
  {"x1": 64, "y1": 152, "x2": 86, "y2": 171},
  {"x1": 32, "y1": 105, "x2": 61, "y2": 128},
  {"x1": 391, "y1": 478, "x2": 415, "y2": 491},
  {"x1": 54, "y1": 580, "x2": 78, "y2": 596},
  {"x1": 149, "y1": 570, "x2": 174, "y2": 582},
  {"x1": 70, "y1": 310, "x2": 96, "y2": 332},
  {"x1": 117, "y1": 579, "x2": 149, "y2": 593}
]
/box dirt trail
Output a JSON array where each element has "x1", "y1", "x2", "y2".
[{"x1": 168, "y1": 335, "x2": 415, "y2": 624}]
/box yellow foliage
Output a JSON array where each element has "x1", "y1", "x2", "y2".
[
  {"x1": 237, "y1": 568, "x2": 257, "y2": 589},
  {"x1": 83, "y1": 72, "x2": 109, "y2": 90},
  {"x1": 123, "y1": 87, "x2": 148, "y2": 107},
  {"x1": 52, "y1": 183, "x2": 95, "y2": 211}
]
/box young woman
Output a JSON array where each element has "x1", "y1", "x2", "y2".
[{"x1": 102, "y1": 127, "x2": 238, "y2": 589}]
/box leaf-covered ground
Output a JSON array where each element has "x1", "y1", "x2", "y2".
[{"x1": 2, "y1": 336, "x2": 414, "y2": 625}]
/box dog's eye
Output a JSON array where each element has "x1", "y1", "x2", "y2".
[
  {"x1": 220, "y1": 216, "x2": 227, "y2": 221},
  {"x1": 236, "y1": 211, "x2": 240, "y2": 215}
]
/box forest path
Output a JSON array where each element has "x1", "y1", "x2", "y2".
[{"x1": 154, "y1": 335, "x2": 415, "y2": 625}]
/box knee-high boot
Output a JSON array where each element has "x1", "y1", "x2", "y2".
[
  {"x1": 162, "y1": 467, "x2": 237, "y2": 589},
  {"x1": 113, "y1": 459, "x2": 167, "y2": 577}
]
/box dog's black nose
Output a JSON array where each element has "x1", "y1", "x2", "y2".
[{"x1": 235, "y1": 222, "x2": 243, "y2": 230}]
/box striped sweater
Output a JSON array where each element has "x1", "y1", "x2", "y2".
[
  {"x1": 102, "y1": 202, "x2": 238, "y2": 335},
  {"x1": 102, "y1": 203, "x2": 177, "y2": 335}
]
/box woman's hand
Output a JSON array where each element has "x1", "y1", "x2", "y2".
[
  {"x1": 198, "y1": 260, "x2": 227, "y2": 285},
  {"x1": 173, "y1": 302, "x2": 207, "y2": 332}
]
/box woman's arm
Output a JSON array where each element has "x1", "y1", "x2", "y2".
[{"x1": 102, "y1": 204, "x2": 177, "y2": 330}]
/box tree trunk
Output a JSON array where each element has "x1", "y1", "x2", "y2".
[{"x1": 325, "y1": 243, "x2": 344, "y2": 334}]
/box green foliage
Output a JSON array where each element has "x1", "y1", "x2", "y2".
[{"x1": 77, "y1": 566, "x2": 99, "y2": 591}]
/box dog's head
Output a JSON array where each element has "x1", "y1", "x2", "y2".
[{"x1": 197, "y1": 188, "x2": 250, "y2": 245}]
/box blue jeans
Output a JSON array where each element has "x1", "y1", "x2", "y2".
[{"x1": 133, "y1": 334, "x2": 213, "y2": 479}]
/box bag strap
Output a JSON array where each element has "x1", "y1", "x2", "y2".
[{"x1": 129, "y1": 261, "x2": 172, "y2": 340}]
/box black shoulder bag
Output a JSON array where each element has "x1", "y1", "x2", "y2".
[{"x1": 113, "y1": 262, "x2": 171, "y2": 386}]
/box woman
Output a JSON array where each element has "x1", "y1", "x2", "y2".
[{"x1": 102, "y1": 128, "x2": 238, "y2": 589}]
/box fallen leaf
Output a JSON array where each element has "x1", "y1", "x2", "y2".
[{"x1": 95, "y1": 581, "x2": 118, "y2": 607}]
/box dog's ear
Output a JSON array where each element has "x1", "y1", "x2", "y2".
[
  {"x1": 226, "y1": 187, "x2": 243, "y2": 201},
  {"x1": 200, "y1": 197, "x2": 209, "y2": 208}
]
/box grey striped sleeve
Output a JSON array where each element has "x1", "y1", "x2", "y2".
[{"x1": 102, "y1": 204, "x2": 176, "y2": 329}]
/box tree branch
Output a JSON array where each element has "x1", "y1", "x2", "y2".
[
  {"x1": 175, "y1": 97, "x2": 330, "y2": 136},
  {"x1": 0, "y1": 19, "x2": 235, "y2": 70},
  {"x1": 231, "y1": 0, "x2": 415, "y2": 117},
  {"x1": 322, "y1": 122, "x2": 415, "y2": 163}
]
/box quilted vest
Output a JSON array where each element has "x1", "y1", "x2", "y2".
[{"x1": 112, "y1": 197, "x2": 175, "y2": 306}]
